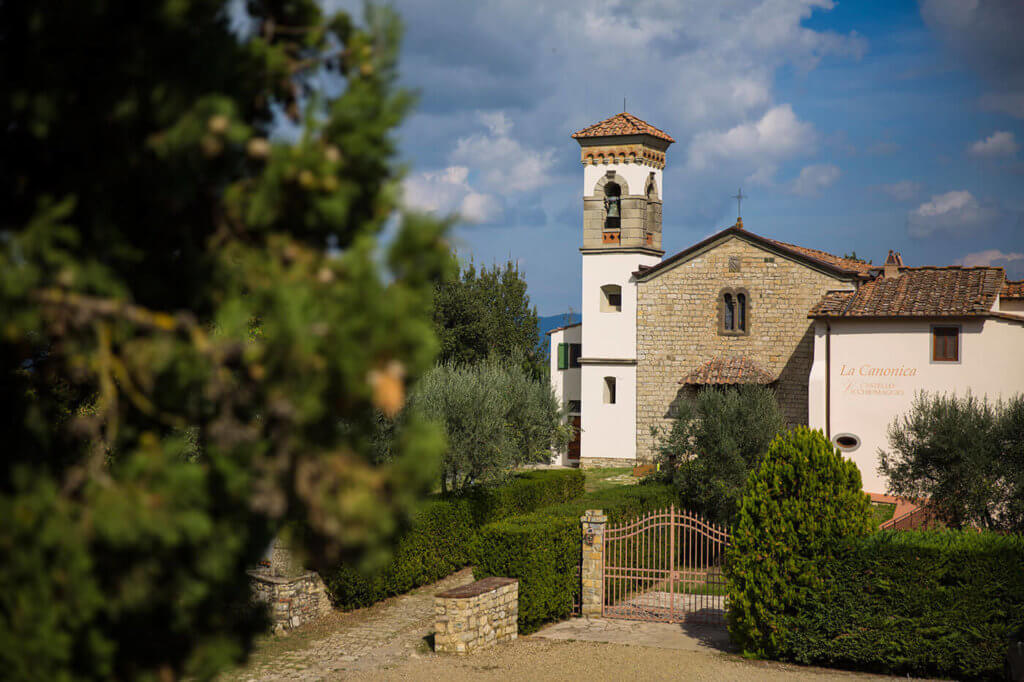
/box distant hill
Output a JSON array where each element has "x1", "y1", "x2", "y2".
[{"x1": 537, "y1": 312, "x2": 581, "y2": 358}]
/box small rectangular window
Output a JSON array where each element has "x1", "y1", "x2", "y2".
[
  {"x1": 568, "y1": 343, "x2": 582, "y2": 368},
  {"x1": 932, "y1": 326, "x2": 959, "y2": 362},
  {"x1": 567, "y1": 400, "x2": 581, "y2": 415},
  {"x1": 557, "y1": 343, "x2": 568, "y2": 370},
  {"x1": 601, "y1": 284, "x2": 622, "y2": 312},
  {"x1": 603, "y1": 377, "x2": 617, "y2": 404}
]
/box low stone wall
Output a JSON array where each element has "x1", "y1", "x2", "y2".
[
  {"x1": 434, "y1": 577, "x2": 518, "y2": 654},
  {"x1": 248, "y1": 569, "x2": 331, "y2": 634},
  {"x1": 580, "y1": 456, "x2": 637, "y2": 469}
]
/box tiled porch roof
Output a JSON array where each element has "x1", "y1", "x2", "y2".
[{"x1": 680, "y1": 356, "x2": 775, "y2": 385}]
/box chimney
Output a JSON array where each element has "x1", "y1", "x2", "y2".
[{"x1": 883, "y1": 250, "x2": 902, "y2": 279}]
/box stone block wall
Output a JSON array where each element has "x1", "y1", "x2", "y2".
[
  {"x1": 580, "y1": 456, "x2": 635, "y2": 469},
  {"x1": 635, "y1": 235, "x2": 857, "y2": 461},
  {"x1": 434, "y1": 577, "x2": 518, "y2": 654},
  {"x1": 248, "y1": 570, "x2": 331, "y2": 634}
]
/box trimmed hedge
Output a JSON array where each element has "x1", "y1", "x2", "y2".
[
  {"x1": 473, "y1": 481, "x2": 678, "y2": 633},
  {"x1": 780, "y1": 530, "x2": 1024, "y2": 681},
  {"x1": 462, "y1": 469, "x2": 586, "y2": 526},
  {"x1": 474, "y1": 515, "x2": 579, "y2": 633},
  {"x1": 323, "y1": 469, "x2": 584, "y2": 609}
]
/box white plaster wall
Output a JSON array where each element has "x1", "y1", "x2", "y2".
[
  {"x1": 810, "y1": 317, "x2": 1024, "y2": 493},
  {"x1": 808, "y1": 321, "x2": 828, "y2": 432},
  {"x1": 996, "y1": 296, "x2": 1024, "y2": 315},
  {"x1": 581, "y1": 252, "x2": 660, "y2": 359},
  {"x1": 584, "y1": 163, "x2": 662, "y2": 198},
  {"x1": 580, "y1": 364, "x2": 637, "y2": 462},
  {"x1": 549, "y1": 325, "x2": 582, "y2": 465}
]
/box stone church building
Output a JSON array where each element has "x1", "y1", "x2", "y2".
[{"x1": 549, "y1": 112, "x2": 1024, "y2": 494}]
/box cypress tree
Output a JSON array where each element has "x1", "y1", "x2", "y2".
[{"x1": 725, "y1": 427, "x2": 873, "y2": 658}]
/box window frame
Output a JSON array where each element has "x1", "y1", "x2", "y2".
[
  {"x1": 930, "y1": 324, "x2": 961, "y2": 364},
  {"x1": 717, "y1": 287, "x2": 751, "y2": 336}
]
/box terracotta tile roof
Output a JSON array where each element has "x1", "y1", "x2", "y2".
[
  {"x1": 680, "y1": 356, "x2": 775, "y2": 385},
  {"x1": 809, "y1": 267, "x2": 1005, "y2": 318},
  {"x1": 1004, "y1": 280, "x2": 1024, "y2": 300},
  {"x1": 544, "y1": 321, "x2": 582, "y2": 335},
  {"x1": 765, "y1": 238, "x2": 874, "y2": 274},
  {"x1": 571, "y1": 112, "x2": 675, "y2": 143},
  {"x1": 636, "y1": 224, "x2": 870, "y2": 281}
]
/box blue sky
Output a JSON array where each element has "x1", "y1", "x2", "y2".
[{"x1": 336, "y1": 0, "x2": 1024, "y2": 314}]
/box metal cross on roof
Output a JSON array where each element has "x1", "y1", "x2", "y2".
[{"x1": 731, "y1": 187, "x2": 746, "y2": 218}]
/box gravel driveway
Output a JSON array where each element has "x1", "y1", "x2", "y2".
[{"x1": 347, "y1": 638, "x2": 922, "y2": 681}]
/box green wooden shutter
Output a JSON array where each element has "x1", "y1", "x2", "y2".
[{"x1": 558, "y1": 343, "x2": 568, "y2": 370}]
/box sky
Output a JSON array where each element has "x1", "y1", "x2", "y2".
[{"x1": 332, "y1": 0, "x2": 1024, "y2": 314}]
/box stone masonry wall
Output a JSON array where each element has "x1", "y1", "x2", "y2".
[
  {"x1": 580, "y1": 456, "x2": 636, "y2": 469},
  {"x1": 636, "y1": 236, "x2": 857, "y2": 461},
  {"x1": 248, "y1": 570, "x2": 331, "y2": 634},
  {"x1": 434, "y1": 577, "x2": 518, "y2": 654}
]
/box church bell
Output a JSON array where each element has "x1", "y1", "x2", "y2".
[{"x1": 605, "y1": 196, "x2": 620, "y2": 218}]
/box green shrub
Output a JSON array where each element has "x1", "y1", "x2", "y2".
[
  {"x1": 462, "y1": 469, "x2": 586, "y2": 526},
  {"x1": 323, "y1": 469, "x2": 584, "y2": 609},
  {"x1": 654, "y1": 384, "x2": 785, "y2": 526},
  {"x1": 474, "y1": 515, "x2": 579, "y2": 633},
  {"x1": 725, "y1": 427, "x2": 873, "y2": 657},
  {"x1": 473, "y1": 480, "x2": 678, "y2": 633},
  {"x1": 781, "y1": 530, "x2": 1024, "y2": 680},
  {"x1": 411, "y1": 360, "x2": 572, "y2": 492},
  {"x1": 323, "y1": 499, "x2": 474, "y2": 608},
  {"x1": 880, "y1": 391, "x2": 1024, "y2": 531}
]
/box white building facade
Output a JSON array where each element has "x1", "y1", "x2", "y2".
[{"x1": 808, "y1": 266, "x2": 1024, "y2": 492}]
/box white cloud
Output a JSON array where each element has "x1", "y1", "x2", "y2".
[
  {"x1": 955, "y1": 249, "x2": 1024, "y2": 267},
  {"x1": 907, "y1": 190, "x2": 999, "y2": 238},
  {"x1": 956, "y1": 248, "x2": 1024, "y2": 278},
  {"x1": 967, "y1": 131, "x2": 1019, "y2": 158},
  {"x1": 459, "y1": 192, "x2": 503, "y2": 223},
  {"x1": 879, "y1": 181, "x2": 923, "y2": 201},
  {"x1": 687, "y1": 104, "x2": 817, "y2": 172},
  {"x1": 403, "y1": 111, "x2": 558, "y2": 224},
  {"x1": 791, "y1": 163, "x2": 840, "y2": 196},
  {"x1": 403, "y1": 165, "x2": 502, "y2": 223},
  {"x1": 450, "y1": 111, "x2": 556, "y2": 193}
]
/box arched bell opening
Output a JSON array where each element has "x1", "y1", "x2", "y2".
[{"x1": 604, "y1": 181, "x2": 621, "y2": 230}]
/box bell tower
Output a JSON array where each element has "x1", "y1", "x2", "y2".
[
  {"x1": 572, "y1": 112, "x2": 673, "y2": 253},
  {"x1": 570, "y1": 112, "x2": 673, "y2": 467}
]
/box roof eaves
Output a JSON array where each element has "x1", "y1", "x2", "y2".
[
  {"x1": 635, "y1": 226, "x2": 865, "y2": 282},
  {"x1": 544, "y1": 321, "x2": 582, "y2": 335}
]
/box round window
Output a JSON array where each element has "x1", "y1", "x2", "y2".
[{"x1": 832, "y1": 433, "x2": 860, "y2": 452}]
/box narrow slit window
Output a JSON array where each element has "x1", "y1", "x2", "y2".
[
  {"x1": 932, "y1": 326, "x2": 959, "y2": 362},
  {"x1": 603, "y1": 377, "x2": 617, "y2": 404},
  {"x1": 737, "y1": 293, "x2": 746, "y2": 332}
]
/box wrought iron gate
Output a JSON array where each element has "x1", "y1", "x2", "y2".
[{"x1": 603, "y1": 505, "x2": 729, "y2": 625}]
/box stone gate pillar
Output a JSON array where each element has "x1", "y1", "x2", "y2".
[{"x1": 580, "y1": 509, "x2": 607, "y2": 617}]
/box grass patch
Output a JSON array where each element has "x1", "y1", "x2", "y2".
[
  {"x1": 870, "y1": 502, "x2": 896, "y2": 527},
  {"x1": 583, "y1": 466, "x2": 637, "y2": 492}
]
